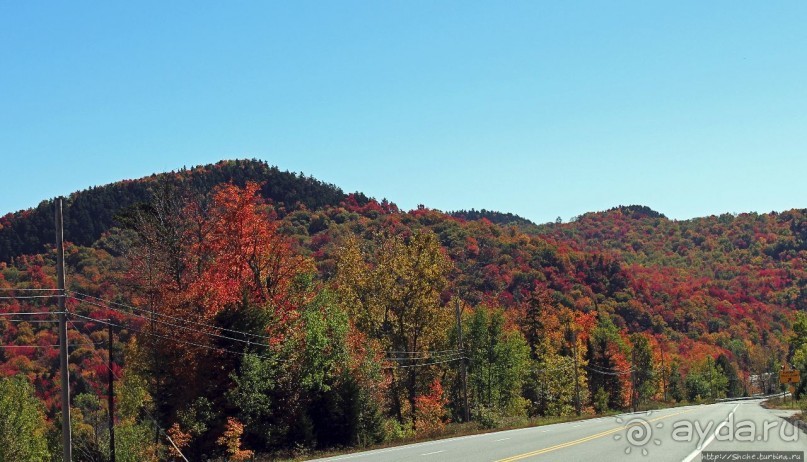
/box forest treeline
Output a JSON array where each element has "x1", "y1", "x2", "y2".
[
  {"x1": 0, "y1": 160, "x2": 805, "y2": 460},
  {"x1": 0, "y1": 159, "x2": 357, "y2": 263}
]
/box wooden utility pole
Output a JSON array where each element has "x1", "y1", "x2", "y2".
[
  {"x1": 455, "y1": 298, "x2": 470, "y2": 422},
  {"x1": 565, "y1": 320, "x2": 581, "y2": 416},
  {"x1": 56, "y1": 197, "x2": 72, "y2": 461},
  {"x1": 660, "y1": 343, "x2": 667, "y2": 402},
  {"x1": 108, "y1": 320, "x2": 116, "y2": 462},
  {"x1": 572, "y1": 328, "x2": 581, "y2": 416},
  {"x1": 631, "y1": 348, "x2": 638, "y2": 412}
]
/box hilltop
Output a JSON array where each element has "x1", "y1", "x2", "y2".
[{"x1": 0, "y1": 159, "x2": 355, "y2": 262}]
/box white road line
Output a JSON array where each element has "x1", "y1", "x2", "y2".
[
  {"x1": 495, "y1": 437, "x2": 511, "y2": 442},
  {"x1": 682, "y1": 403, "x2": 740, "y2": 462},
  {"x1": 421, "y1": 450, "x2": 444, "y2": 456}
]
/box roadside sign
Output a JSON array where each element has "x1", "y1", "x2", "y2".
[{"x1": 780, "y1": 370, "x2": 800, "y2": 384}]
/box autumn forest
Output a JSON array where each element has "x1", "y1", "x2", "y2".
[{"x1": 1, "y1": 159, "x2": 805, "y2": 461}]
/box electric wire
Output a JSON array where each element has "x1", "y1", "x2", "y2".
[
  {"x1": 68, "y1": 295, "x2": 273, "y2": 349},
  {"x1": 586, "y1": 364, "x2": 635, "y2": 375},
  {"x1": 587, "y1": 363, "x2": 636, "y2": 373},
  {"x1": 387, "y1": 349, "x2": 459, "y2": 355},
  {"x1": 386, "y1": 350, "x2": 463, "y2": 361},
  {"x1": 387, "y1": 357, "x2": 463, "y2": 363},
  {"x1": 0, "y1": 295, "x2": 59, "y2": 300},
  {"x1": 0, "y1": 319, "x2": 60, "y2": 323},
  {"x1": 383, "y1": 355, "x2": 467, "y2": 369},
  {"x1": 0, "y1": 311, "x2": 61, "y2": 316},
  {"x1": 0, "y1": 343, "x2": 104, "y2": 349},
  {"x1": 68, "y1": 312, "x2": 286, "y2": 363},
  {"x1": 69, "y1": 291, "x2": 276, "y2": 342},
  {"x1": 0, "y1": 288, "x2": 60, "y2": 291}
]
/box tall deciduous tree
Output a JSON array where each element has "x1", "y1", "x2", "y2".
[
  {"x1": 334, "y1": 230, "x2": 452, "y2": 424},
  {"x1": 0, "y1": 376, "x2": 50, "y2": 462}
]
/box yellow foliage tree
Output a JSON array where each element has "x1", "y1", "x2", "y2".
[{"x1": 334, "y1": 230, "x2": 452, "y2": 424}]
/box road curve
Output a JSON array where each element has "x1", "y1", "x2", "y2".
[{"x1": 308, "y1": 400, "x2": 807, "y2": 462}]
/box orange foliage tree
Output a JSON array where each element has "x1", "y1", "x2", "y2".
[{"x1": 414, "y1": 379, "x2": 448, "y2": 437}]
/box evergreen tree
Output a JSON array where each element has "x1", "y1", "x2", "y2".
[{"x1": 630, "y1": 333, "x2": 657, "y2": 405}]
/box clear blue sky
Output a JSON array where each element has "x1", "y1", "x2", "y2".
[{"x1": 1, "y1": 2, "x2": 805, "y2": 223}]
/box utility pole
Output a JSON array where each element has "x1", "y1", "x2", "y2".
[
  {"x1": 455, "y1": 298, "x2": 470, "y2": 422},
  {"x1": 564, "y1": 320, "x2": 582, "y2": 416},
  {"x1": 660, "y1": 343, "x2": 667, "y2": 402},
  {"x1": 56, "y1": 197, "x2": 72, "y2": 461},
  {"x1": 108, "y1": 320, "x2": 116, "y2": 462},
  {"x1": 146, "y1": 247, "x2": 161, "y2": 445},
  {"x1": 631, "y1": 348, "x2": 637, "y2": 412},
  {"x1": 571, "y1": 327, "x2": 581, "y2": 416}
]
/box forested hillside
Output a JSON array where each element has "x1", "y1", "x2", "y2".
[
  {"x1": 0, "y1": 159, "x2": 355, "y2": 263},
  {"x1": 1, "y1": 161, "x2": 804, "y2": 460}
]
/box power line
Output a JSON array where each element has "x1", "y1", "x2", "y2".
[
  {"x1": 0, "y1": 343, "x2": 104, "y2": 349},
  {"x1": 586, "y1": 362, "x2": 635, "y2": 372},
  {"x1": 388, "y1": 349, "x2": 459, "y2": 355},
  {"x1": 18, "y1": 291, "x2": 465, "y2": 366},
  {"x1": 0, "y1": 288, "x2": 60, "y2": 291},
  {"x1": 0, "y1": 319, "x2": 60, "y2": 323},
  {"x1": 69, "y1": 291, "x2": 276, "y2": 342},
  {"x1": 589, "y1": 364, "x2": 635, "y2": 373},
  {"x1": 68, "y1": 296, "x2": 273, "y2": 350},
  {"x1": 586, "y1": 364, "x2": 635, "y2": 375},
  {"x1": 587, "y1": 365, "x2": 634, "y2": 374},
  {"x1": 0, "y1": 311, "x2": 61, "y2": 316},
  {"x1": 383, "y1": 356, "x2": 466, "y2": 369},
  {"x1": 387, "y1": 356, "x2": 462, "y2": 362},
  {"x1": 68, "y1": 312, "x2": 286, "y2": 363},
  {"x1": 386, "y1": 350, "x2": 463, "y2": 361},
  {"x1": 0, "y1": 295, "x2": 59, "y2": 300}
]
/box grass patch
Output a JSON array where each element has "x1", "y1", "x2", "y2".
[{"x1": 761, "y1": 395, "x2": 804, "y2": 411}]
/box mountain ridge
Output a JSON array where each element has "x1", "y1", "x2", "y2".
[{"x1": 3, "y1": 158, "x2": 801, "y2": 265}]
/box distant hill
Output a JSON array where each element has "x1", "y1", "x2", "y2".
[
  {"x1": 0, "y1": 159, "x2": 360, "y2": 262},
  {"x1": 602, "y1": 205, "x2": 666, "y2": 220},
  {"x1": 449, "y1": 209, "x2": 537, "y2": 228}
]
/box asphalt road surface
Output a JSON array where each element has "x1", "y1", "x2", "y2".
[{"x1": 309, "y1": 400, "x2": 807, "y2": 462}]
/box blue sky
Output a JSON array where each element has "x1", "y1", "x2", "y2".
[{"x1": 1, "y1": 2, "x2": 805, "y2": 224}]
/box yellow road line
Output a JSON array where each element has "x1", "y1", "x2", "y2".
[{"x1": 496, "y1": 408, "x2": 694, "y2": 462}]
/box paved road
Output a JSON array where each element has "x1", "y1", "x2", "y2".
[{"x1": 309, "y1": 400, "x2": 807, "y2": 462}]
